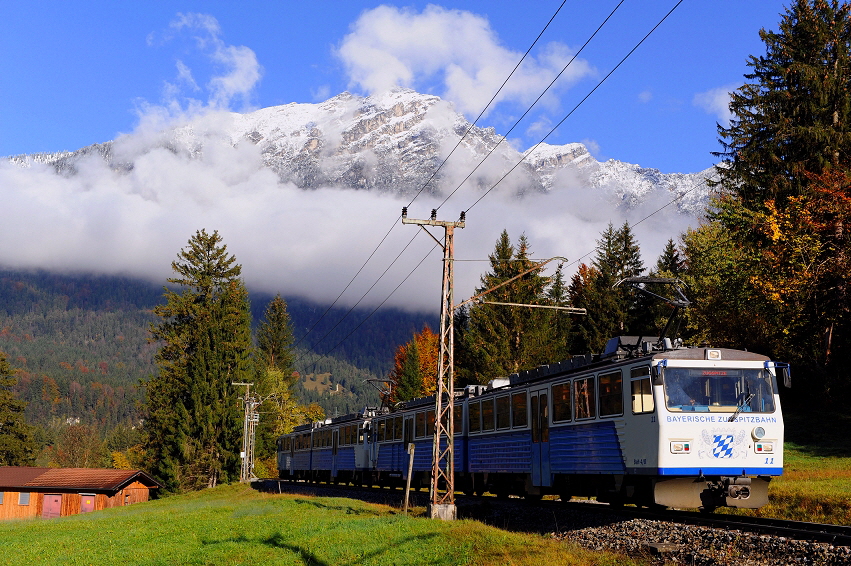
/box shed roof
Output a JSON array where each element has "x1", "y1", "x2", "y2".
[{"x1": 0, "y1": 467, "x2": 160, "y2": 492}]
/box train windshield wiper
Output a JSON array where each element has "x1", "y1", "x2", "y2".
[{"x1": 728, "y1": 381, "x2": 754, "y2": 422}]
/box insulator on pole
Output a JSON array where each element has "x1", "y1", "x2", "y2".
[{"x1": 402, "y1": 207, "x2": 407, "y2": 219}]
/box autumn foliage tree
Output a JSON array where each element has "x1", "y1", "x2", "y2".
[{"x1": 388, "y1": 325, "x2": 438, "y2": 402}]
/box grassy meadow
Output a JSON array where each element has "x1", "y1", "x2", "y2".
[
  {"x1": 0, "y1": 483, "x2": 639, "y2": 566},
  {"x1": 720, "y1": 410, "x2": 851, "y2": 525}
]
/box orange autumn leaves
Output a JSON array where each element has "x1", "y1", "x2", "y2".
[{"x1": 387, "y1": 325, "x2": 439, "y2": 402}]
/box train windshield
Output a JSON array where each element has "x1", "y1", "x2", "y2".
[{"x1": 663, "y1": 368, "x2": 775, "y2": 413}]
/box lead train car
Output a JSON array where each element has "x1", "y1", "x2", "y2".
[{"x1": 277, "y1": 339, "x2": 785, "y2": 511}]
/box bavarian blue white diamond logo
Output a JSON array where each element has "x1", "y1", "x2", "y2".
[
  {"x1": 712, "y1": 434, "x2": 735, "y2": 458},
  {"x1": 699, "y1": 429, "x2": 747, "y2": 460}
]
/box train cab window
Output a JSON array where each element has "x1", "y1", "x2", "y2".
[
  {"x1": 394, "y1": 416, "x2": 403, "y2": 440},
  {"x1": 481, "y1": 398, "x2": 495, "y2": 432},
  {"x1": 454, "y1": 404, "x2": 463, "y2": 434},
  {"x1": 358, "y1": 425, "x2": 366, "y2": 444},
  {"x1": 630, "y1": 366, "x2": 654, "y2": 414},
  {"x1": 426, "y1": 410, "x2": 436, "y2": 437},
  {"x1": 415, "y1": 411, "x2": 426, "y2": 438},
  {"x1": 598, "y1": 371, "x2": 623, "y2": 417},
  {"x1": 574, "y1": 377, "x2": 596, "y2": 419},
  {"x1": 379, "y1": 420, "x2": 388, "y2": 442},
  {"x1": 469, "y1": 401, "x2": 481, "y2": 433},
  {"x1": 552, "y1": 382, "x2": 572, "y2": 422},
  {"x1": 512, "y1": 392, "x2": 528, "y2": 428},
  {"x1": 496, "y1": 396, "x2": 510, "y2": 429}
]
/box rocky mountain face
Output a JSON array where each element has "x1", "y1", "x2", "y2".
[{"x1": 6, "y1": 88, "x2": 714, "y2": 214}]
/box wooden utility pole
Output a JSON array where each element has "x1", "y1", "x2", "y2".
[{"x1": 402, "y1": 207, "x2": 464, "y2": 520}]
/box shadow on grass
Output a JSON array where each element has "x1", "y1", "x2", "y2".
[
  {"x1": 292, "y1": 498, "x2": 383, "y2": 516},
  {"x1": 261, "y1": 531, "x2": 439, "y2": 566}
]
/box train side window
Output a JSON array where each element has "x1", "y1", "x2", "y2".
[
  {"x1": 358, "y1": 425, "x2": 366, "y2": 444},
  {"x1": 631, "y1": 370, "x2": 655, "y2": 414},
  {"x1": 481, "y1": 398, "x2": 495, "y2": 432},
  {"x1": 496, "y1": 396, "x2": 510, "y2": 429},
  {"x1": 469, "y1": 401, "x2": 481, "y2": 433},
  {"x1": 395, "y1": 416, "x2": 403, "y2": 440},
  {"x1": 454, "y1": 404, "x2": 463, "y2": 434},
  {"x1": 426, "y1": 410, "x2": 436, "y2": 437},
  {"x1": 599, "y1": 371, "x2": 623, "y2": 417},
  {"x1": 415, "y1": 411, "x2": 425, "y2": 438},
  {"x1": 574, "y1": 376, "x2": 596, "y2": 419},
  {"x1": 552, "y1": 382, "x2": 572, "y2": 422},
  {"x1": 512, "y1": 392, "x2": 527, "y2": 428}
]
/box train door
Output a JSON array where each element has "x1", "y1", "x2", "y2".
[
  {"x1": 531, "y1": 388, "x2": 552, "y2": 487},
  {"x1": 403, "y1": 416, "x2": 414, "y2": 479},
  {"x1": 331, "y1": 428, "x2": 339, "y2": 478}
]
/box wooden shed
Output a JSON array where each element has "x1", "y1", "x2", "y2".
[{"x1": 0, "y1": 467, "x2": 160, "y2": 520}]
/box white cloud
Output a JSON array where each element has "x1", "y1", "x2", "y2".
[
  {"x1": 157, "y1": 13, "x2": 262, "y2": 111},
  {"x1": 581, "y1": 138, "x2": 602, "y2": 159},
  {"x1": 638, "y1": 90, "x2": 652, "y2": 103},
  {"x1": 693, "y1": 85, "x2": 736, "y2": 125},
  {"x1": 336, "y1": 5, "x2": 593, "y2": 118}
]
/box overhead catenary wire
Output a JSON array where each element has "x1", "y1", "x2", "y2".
[
  {"x1": 290, "y1": 1, "x2": 572, "y2": 353},
  {"x1": 298, "y1": 0, "x2": 691, "y2": 374},
  {"x1": 462, "y1": 0, "x2": 686, "y2": 215},
  {"x1": 434, "y1": 0, "x2": 627, "y2": 212}
]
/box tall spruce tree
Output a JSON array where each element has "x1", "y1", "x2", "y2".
[
  {"x1": 145, "y1": 229, "x2": 252, "y2": 492},
  {"x1": 458, "y1": 231, "x2": 551, "y2": 382},
  {"x1": 254, "y1": 295, "x2": 299, "y2": 463},
  {"x1": 570, "y1": 222, "x2": 645, "y2": 353},
  {"x1": 714, "y1": 0, "x2": 851, "y2": 209},
  {"x1": 686, "y1": 0, "x2": 851, "y2": 403},
  {"x1": 0, "y1": 350, "x2": 36, "y2": 466}
]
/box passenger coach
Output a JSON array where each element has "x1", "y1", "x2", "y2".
[{"x1": 277, "y1": 336, "x2": 787, "y2": 511}]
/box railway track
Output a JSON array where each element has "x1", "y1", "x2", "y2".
[{"x1": 256, "y1": 479, "x2": 851, "y2": 548}]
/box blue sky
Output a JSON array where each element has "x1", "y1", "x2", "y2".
[
  {"x1": 1, "y1": 1, "x2": 790, "y2": 174},
  {"x1": 0, "y1": 1, "x2": 798, "y2": 312}
]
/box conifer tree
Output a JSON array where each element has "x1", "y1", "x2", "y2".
[
  {"x1": 257, "y1": 295, "x2": 295, "y2": 379},
  {"x1": 145, "y1": 229, "x2": 251, "y2": 492},
  {"x1": 684, "y1": 1, "x2": 851, "y2": 402},
  {"x1": 715, "y1": 0, "x2": 851, "y2": 209},
  {"x1": 459, "y1": 231, "x2": 551, "y2": 382},
  {"x1": 0, "y1": 350, "x2": 36, "y2": 466},
  {"x1": 570, "y1": 222, "x2": 645, "y2": 353}
]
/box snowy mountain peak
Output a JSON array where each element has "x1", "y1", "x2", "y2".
[{"x1": 5, "y1": 89, "x2": 714, "y2": 213}]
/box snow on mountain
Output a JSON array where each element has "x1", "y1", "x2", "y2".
[{"x1": 5, "y1": 88, "x2": 714, "y2": 215}]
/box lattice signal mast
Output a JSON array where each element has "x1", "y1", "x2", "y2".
[
  {"x1": 233, "y1": 382, "x2": 260, "y2": 483},
  {"x1": 401, "y1": 207, "x2": 464, "y2": 520}
]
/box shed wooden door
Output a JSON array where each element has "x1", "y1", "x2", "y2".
[
  {"x1": 42, "y1": 494, "x2": 62, "y2": 518},
  {"x1": 80, "y1": 494, "x2": 96, "y2": 513}
]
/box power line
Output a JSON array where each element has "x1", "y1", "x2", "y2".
[
  {"x1": 297, "y1": 0, "x2": 686, "y2": 371},
  {"x1": 463, "y1": 0, "x2": 685, "y2": 214},
  {"x1": 290, "y1": 1, "x2": 572, "y2": 353},
  {"x1": 433, "y1": 0, "x2": 627, "y2": 212}
]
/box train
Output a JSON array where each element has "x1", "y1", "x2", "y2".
[{"x1": 276, "y1": 335, "x2": 787, "y2": 511}]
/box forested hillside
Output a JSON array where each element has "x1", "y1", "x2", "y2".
[{"x1": 0, "y1": 269, "x2": 433, "y2": 430}]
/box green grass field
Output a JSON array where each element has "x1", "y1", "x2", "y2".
[
  {"x1": 0, "y1": 484, "x2": 639, "y2": 566},
  {"x1": 719, "y1": 409, "x2": 851, "y2": 525}
]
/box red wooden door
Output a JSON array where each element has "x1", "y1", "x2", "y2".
[
  {"x1": 80, "y1": 494, "x2": 96, "y2": 513},
  {"x1": 42, "y1": 494, "x2": 62, "y2": 518}
]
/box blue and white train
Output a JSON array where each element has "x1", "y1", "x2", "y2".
[{"x1": 277, "y1": 336, "x2": 787, "y2": 511}]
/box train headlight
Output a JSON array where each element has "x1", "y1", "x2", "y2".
[{"x1": 752, "y1": 426, "x2": 766, "y2": 440}]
